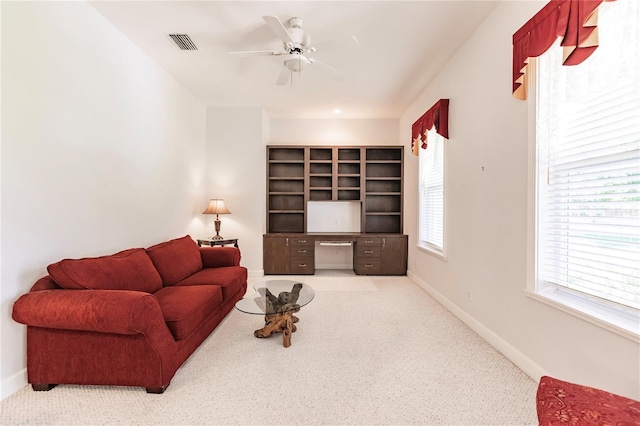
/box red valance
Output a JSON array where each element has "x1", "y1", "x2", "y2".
[
  {"x1": 512, "y1": 0, "x2": 613, "y2": 100},
  {"x1": 411, "y1": 99, "x2": 449, "y2": 156}
]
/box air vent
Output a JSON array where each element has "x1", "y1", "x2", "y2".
[{"x1": 168, "y1": 34, "x2": 198, "y2": 51}]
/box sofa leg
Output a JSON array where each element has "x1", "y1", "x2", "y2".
[
  {"x1": 32, "y1": 383, "x2": 57, "y2": 391},
  {"x1": 145, "y1": 383, "x2": 169, "y2": 394}
]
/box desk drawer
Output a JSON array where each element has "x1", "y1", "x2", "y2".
[
  {"x1": 291, "y1": 238, "x2": 313, "y2": 248},
  {"x1": 291, "y1": 246, "x2": 314, "y2": 258},
  {"x1": 356, "y1": 246, "x2": 380, "y2": 258},
  {"x1": 357, "y1": 237, "x2": 381, "y2": 247},
  {"x1": 290, "y1": 258, "x2": 314, "y2": 274},
  {"x1": 355, "y1": 258, "x2": 381, "y2": 275}
]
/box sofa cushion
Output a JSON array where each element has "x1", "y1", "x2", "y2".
[
  {"x1": 146, "y1": 235, "x2": 203, "y2": 286},
  {"x1": 154, "y1": 285, "x2": 223, "y2": 340},
  {"x1": 174, "y1": 266, "x2": 247, "y2": 300},
  {"x1": 47, "y1": 249, "x2": 162, "y2": 293}
]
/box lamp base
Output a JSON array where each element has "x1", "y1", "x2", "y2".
[{"x1": 211, "y1": 235, "x2": 224, "y2": 240}]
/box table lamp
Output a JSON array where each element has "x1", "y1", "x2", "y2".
[{"x1": 202, "y1": 198, "x2": 231, "y2": 240}]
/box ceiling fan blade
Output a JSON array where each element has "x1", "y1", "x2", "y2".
[
  {"x1": 263, "y1": 16, "x2": 294, "y2": 45},
  {"x1": 276, "y1": 67, "x2": 291, "y2": 86},
  {"x1": 228, "y1": 50, "x2": 286, "y2": 56},
  {"x1": 308, "y1": 35, "x2": 359, "y2": 53},
  {"x1": 309, "y1": 57, "x2": 344, "y2": 80}
]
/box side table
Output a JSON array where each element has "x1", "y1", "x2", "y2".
[{"x1": 197, "y1": 238, "x2": 239, "y2": 248}]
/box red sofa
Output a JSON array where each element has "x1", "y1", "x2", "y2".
[{"x1": 12, "y1": 235, "x2": 247, "y2": 394}]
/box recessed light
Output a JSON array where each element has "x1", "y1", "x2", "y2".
[{"x1": 333, "y1": 109, "x2": 341, "y2": 115}]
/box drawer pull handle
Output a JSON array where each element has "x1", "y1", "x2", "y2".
[
  {"x1": 364, "y1": 250, "x2": 373, "y2": 254},
  {"x1": 298, "y1": 240, "x2": 307, "y2": 243},
  {"x1": 365, "y1": 264, "x2": 373, "y2": 268},
  {"x1": 364, "y1": 240, "x2": 374, "y2": 243},
  {"x1": 299, "y1": 250, "x2": 307, "y2": 253},
  {"x1": 298, "y1": 264, "x2": 307, "y2": 267}
]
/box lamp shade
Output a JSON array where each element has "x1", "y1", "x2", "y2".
[{"x1": 202, "y1": 198, "x2": 231, "y2": 215}]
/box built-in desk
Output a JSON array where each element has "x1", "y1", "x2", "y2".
[{"x1": 263, "y1": 233, "x2": 408, "y2": 275}]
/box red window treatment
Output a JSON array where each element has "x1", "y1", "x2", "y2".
[
  {"x1": 411, "y1": 99, "x2": 449, "y2": 156},
  {"x1": 512, "y1": 0, "x2": 613, "y2": 100}
]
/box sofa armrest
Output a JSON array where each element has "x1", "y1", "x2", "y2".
[
  {"x1": 12, "y1": 289, "x2": 167, "y2": 336},
  {"x1": 199, "y1": 247, "x2": 241, "y2": 268}
]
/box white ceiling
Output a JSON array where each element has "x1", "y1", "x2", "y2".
[{"x1": 90, "y1": 1, "x2": 499, "y2": 119}]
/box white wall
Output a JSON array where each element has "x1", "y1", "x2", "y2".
[
  {"x1": 205, "y1": 107, "x2": 267, "y2": 276},
  {"x1": 0, "y1": 2, "x2": 206, "y2": 399},
  {"x1": 402, "y1": 1, "x2": 640, "y2": 399},
  {"x1": 270, "y1": 118, "x2": 398, "y2": 146}
]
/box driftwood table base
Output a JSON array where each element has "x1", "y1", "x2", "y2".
[{"x1": 254, "y1": 311, "x2": 300, "y2": 348}]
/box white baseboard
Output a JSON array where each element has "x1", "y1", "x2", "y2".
[
  {"x1": 247, "y1": 269, "x2": 264, "y2": 278},
  {"x1": 408, "y1": 271, "x2": 547, "y2": 383},
  {"x1": 1, "y1": 367, "x2": 27, "y2": 401}
]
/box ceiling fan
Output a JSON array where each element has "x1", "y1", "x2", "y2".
[{"x1": 229, "y1": 16, "x2": 359, "y2": 86}]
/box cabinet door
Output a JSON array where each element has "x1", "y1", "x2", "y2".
[
  {"x1": 263, "y1": 236, "x2": 290, "y2": 274},
  {"x1": 381, "y1": 236, "x2": 408, "y2": 275}
]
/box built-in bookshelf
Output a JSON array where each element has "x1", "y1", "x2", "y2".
[
  {"x1": 267, "y1": 147, "x2": 305, "y2": 233},
  {"x1": 266, "y1": 146, "x2": 403, "y2": 234},
  {"x1": 364, "y1": 148, "x2": 403, "y2": 233},
  {"x1": 337, "y1": 148, "x2": 361, "y2": 201}
]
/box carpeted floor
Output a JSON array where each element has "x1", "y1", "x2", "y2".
[{"x1": 0, "y1": 273, "x2": 538, "y2": 425}]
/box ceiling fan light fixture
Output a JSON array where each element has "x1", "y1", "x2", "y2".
[{"x1": 284, "y1": 55, "x2": 310, "y2": 72}]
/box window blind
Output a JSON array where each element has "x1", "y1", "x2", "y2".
[
  {"x1": 419, "y1": 129, "x2": 444, "y2": 250},
  {"x1": 536, "y1": 0, "x2": 640, "y2": 310}
]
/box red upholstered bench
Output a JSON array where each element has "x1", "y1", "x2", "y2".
[{"x1": 536, "y1": 376, "x2": 640, "y2": 425}]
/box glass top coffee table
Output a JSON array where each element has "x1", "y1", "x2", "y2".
[{"x1": 235, "y1": 280, "x2": 315, "y2": 348}]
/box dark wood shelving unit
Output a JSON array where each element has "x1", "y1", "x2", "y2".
[
  {"x1": 265, "y1": 145, "x2": 406, "y2": 275},
  {"x1": 267, "y1": 145, "x2": 403, "y2": 234},
  {"x1": 363, "y1": 148, "x2": 403, "y2": 233},
  {"x1": 267, "y1": 147, "x2": 306, "y2": 233}
]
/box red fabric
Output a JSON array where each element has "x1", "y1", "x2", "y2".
[
  {"x1": 561, "y1": 0, "x2": 603, "y2": 64},
  {"x1": 146, "y1": 235, "x2": 203, "y2": 286},
  {"x1": 174, "y1": 266, "x2": 248, "y2": 300},
  {"x1": 200, "y1": 246, "x2": 241, "y2": 268},
  {"x1": 25, "y1": 327, "x2": 178, "y2": 389},
  {"x1": 411, "y1": 99, "x2": 449, "y2": 151},
  {"x1": 12, "y1": 289, "x2": 162, "y2": 335},
  {"x1": 47, "y1": 249, "x2": 162, "y2": 293},
  {"x1": 512, "y1": 0, "x2": 612, "y2": 99},
  {"x1": 537, "y1": 376, "x2": 640, "y2": 425},
  {"x1": 154, "y1": 285, "x2": 223, "y2": 340}
]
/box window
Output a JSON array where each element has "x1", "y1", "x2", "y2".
[
  {"x1": 419, "y1": 128, "x2": 445, "y2": 256},
  {"x1": 531, "y1": 0, "x2": 640, "y2": 337}
]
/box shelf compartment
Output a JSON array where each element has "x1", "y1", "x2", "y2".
[
  {"x1": 269, "y1": 148, "x2": 304, "y2": 161},
  {"x1": 364, "y1": 215, "x2": 402, "y2": 234},
  {"x1": 309, "y1": 190, "x2": 332, "y2": 201},
  {"x1": 366, "y1": 180, "x2": 401, "y2": 193},
  {"x1": 309, "y1": 163, "x2": 332, "y2": 174},
  {"x1": 310, "y1": 148, "x2": 332, "y2": 161},
  {"x1": 338, "y1": 190, "x2": 361, "y2": 201},
  {"x1": 269, "y1": 212, "x2": 305, "y2": 233},
  {"x1": 338, "y1": 176, "x2": 360, "y2": 188},
  {"x1": 366, "y1": 148, "x2": 402, "y2": 161},
  {"x1": 269, "y1": 194, "x2": 304, "y2": 211},
  {"x1": 338, "y1": 148, "x2": 361, "y2": 161},
  {"x1": 366, "y1": 163, "x2": 401, "y2": 178},
  {"x1": 269, "y1": 163, "x2": 304, "y2": 178},
  {"x1": 365, "y1": 194, "x2": 401, "y2": 213},
  {"x1": 338, "y1": 162, "x2": 360, "y2": 175},
  {"x1": 310, "y1": 176, "x2": 332, "y2": 188},
  {"x1": 269, "y1": 179, "x2": 304, "y2": 193}
]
